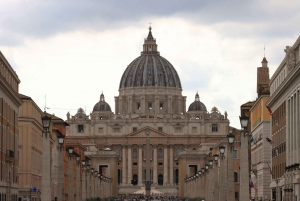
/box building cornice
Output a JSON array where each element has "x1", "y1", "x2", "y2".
[
  {"x1": 266, "y1": 64, "x2": 300, "y2": 107},
  {"x1": 249, "y1": 95, "x2": 270, "y2": 112},
  {"x1": 0, "y1": 76, "x2": 22, "y2": 107}
]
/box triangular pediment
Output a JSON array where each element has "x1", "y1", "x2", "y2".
[{"x1": 126, "y1": 126, "x2": 169, "y2": 137}]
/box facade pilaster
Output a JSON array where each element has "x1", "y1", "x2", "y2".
[
  {"x1": 128, "y1": 145, "x2": 132, "y2": 184},
  {"x1": 163, "y1": 145, "x2": 168, "y2": 185},
  {"x1": 122, "y1": 145, "x2": 127, "y2": 185},
  {"x1": 153, "y1": 145, "x2": 158, "y2": 184},
  {"x1": 138, "y1": 145, "x2": 143, "y2": 185},
  {"x1": 169, "y1": 145, "x2": 174, "y2": 184},
  {"x1": 76, "y1": 163, "x2": 80, "y2": 201}
]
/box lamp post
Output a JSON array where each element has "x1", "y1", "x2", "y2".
[
  {"x1": 213, "y1": 154, "x2": 219, "y2": 201},
  {"x1": 67, "y1": 147, "x2": 74, "y2": 201},
  {"x1": 227, "y1": 130, "x2": 235, "y2": 201},
  {"x1": 75, "y1": 154, "x2": 81, "y2": 201},
  {"x1": 240, "y1": 116, "x2": 250, "y2": 201},
  {"x1": 86, "y1": 163, "x2": 91, "y2": 200},
  {"x1": 56, "y1": 132, "x2": 65, "y2": 201},
  {"x1": 219, "y1": 145, "x2": 226, "y2": 200},
  {"x1": 41, "y1": 112, "x2": 52, "y2": 201},
  {"x1": 82, "y1": 160, "x2": 86, "y2": 201}
]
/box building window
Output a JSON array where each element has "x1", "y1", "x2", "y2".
[
  {"x1": 133, "y1": 149, "x2": 137, "y2": 159},
  {"x1": 158, "y1": 149, "x2": 163, "y2": 158},
  {"x1": 133, "y1": 127, "x2": 137, "y2": 132},
  {"x1": 192, "y1": 127, "x2": 197, "y2": 133},
  {"x1": 98, "y1": 127, "x2": 103, "y2": 133},
  {"x1": 233, "y1": 150, "x2": 238, "y2": 158},
  {"x1": 148, "y1": 102, "x2": 152, "y2": 110},
  {"x1": 235, "y1": 192, "x2": 239, "y2": 199},
  {"x1": 78, "y1": 125, "x2": 84, "y2": 132},
  {"x1": 133, "y1": 162, "x2": 137, "y2": 166},
  {"x1": 137, "y1": 103, "x2": 141, "y2": 110},
  {"x1": 212, "y1": 124, "x2": 218, "y2": 132},
  {"x1": 114, "y1": 128, "x2": 120, "y2": 133},
  {"x1": 158, "y1": 162, "x2": 163, "y2": 166},
  {"x1": 176, "y1": 148, "x2": 181, "y2": 156},
  {"x1": 158, "y1": 127, "x2": 163, "y2": 132},
  {"x1": 159, "y1": 103, "x2": 163, "y2": 109},
  {"x1": 115, "y1": 148, "x2": 120, "y2": 155},
  {"x1": 234, "y1": 172, "x2": 238, "y2": 182},
  {"x1": 175, "y1": 127, "x2": 182, "y2": 133}
]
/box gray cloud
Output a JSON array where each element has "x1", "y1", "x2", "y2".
[{"x1": 1, "y1": 0, "x2": 300, "y2": 46}]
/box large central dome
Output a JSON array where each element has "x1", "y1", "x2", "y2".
[{"x1": 119, "y1": 27, "x2": 182, "y2": 89}]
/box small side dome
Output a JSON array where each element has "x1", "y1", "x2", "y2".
[
  {"x1": 188, "y1": 92, "x2": 207, "y2": 112},
  {"x1": 93, "y1": 93, "x2": 111, "y2": 112}
]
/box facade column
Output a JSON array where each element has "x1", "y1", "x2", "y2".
[
  {"x1": 169, "y1": 145, "x2": 174, "y2": 184},
  {"x1": 163, "y1": 145, "x2": 168, "y2": 185},
  {"x1": 138, "y1": 145, "x2": 143, "y2": 185},
  {"x1": 122, "y1": 146, "x2": 127, "y2": 185},
  {"x1": 128, "y1": 146, "x2": 132, "y2": 184},
  {"x1": 153, "y1": 145, "x2": 158, "y2": 184},
  {"x1": 119, "y1": 96, "x2": 123, "y2": 114}
]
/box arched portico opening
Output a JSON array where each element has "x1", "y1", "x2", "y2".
[
  {"x1": 158, "y1": 174, "x2": 163, "y2": 185},
  {"x1": 133, "y1": 174, "x2": 138, "y2": 185}
]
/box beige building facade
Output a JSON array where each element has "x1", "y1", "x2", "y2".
[
  {"x1": 0, "y1": 51, "x2": 22, "y2": 201},
  {"x1": 18, "y1": 94, "x2": 44, "y2": 201},
  {"x1": 66, "y1": 27, "x2": 230, "y2": 196},
  {"x1": 267, "y1": 36, "x2": 300, "y2": 201},
  {"x1": 250, "y1": 58, "x2": 272, "y2": 200}
]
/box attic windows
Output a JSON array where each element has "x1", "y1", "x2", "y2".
[
  {"x1": 212, "y1": 124, "x2": 218, "y2": 132},
  {"x1": 159, "y1": 103, "x2": 163, "y2": 110},
  {"x1": 133, "y1": 127, "x2": 137, "y2": 132},
  {"x1": 158, "y1": 127, "x2": 163, "y2": 132},
  {"x1": 192, "y1": 127, "x2": 197, "y2": 133},
  {"x1": 137, "y1": 103, "x2": 141, "y2": 110},
  {"x1": 78, "y1": 125, "x2": 84, "y2": 133},
  {"x1": 98, "y1": 128, "x2": 103, "y2": 134},
  {"x1": 175, "y1": 127, "x2": 182, "y2": 133},
  {"x1": 148, "y1": 102, "x2": 152, "y2": 110}
]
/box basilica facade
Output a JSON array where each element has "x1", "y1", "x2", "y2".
[{"x1": 66, "y1": 27, "x2": 229, "y2": 196}]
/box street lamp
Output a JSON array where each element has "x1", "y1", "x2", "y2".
[
  {"x1": 227, "y1": 130, "x2": 235, "y2": 201},
  {"x1": 56, "y1": 131, "x2": 65, "y2": 201},
  {"x1": 67, "y1": 147, "x2": 74, "y2": 201},
  {"x1": 41, "y1": 112, "x2": 52, "y2": 201},
  {"x1": 239, "y1": 116, "x2": 250, "y2": 201}
]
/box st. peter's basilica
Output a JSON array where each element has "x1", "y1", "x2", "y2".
[{"x1": 66, "y1": 27, "x2": 229, "y2": 196}]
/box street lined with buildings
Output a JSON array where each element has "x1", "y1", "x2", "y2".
[{"x1": 0, "y1": 27, "x2": 300, "y2": 201}]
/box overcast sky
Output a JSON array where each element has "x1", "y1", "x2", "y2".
[{"x1": 1, "y1": 0, "x2": 299, "y2": 129}]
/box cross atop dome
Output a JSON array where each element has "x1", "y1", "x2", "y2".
[{"x1": 143, "y1": 26, "x2": 158, "y2": 54}]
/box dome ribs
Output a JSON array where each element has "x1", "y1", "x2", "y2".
[
  {"x1": 152, "y1": 56, "x2": 159, "y2": 86},
  {"x1": 119, "y1": 57, "x2": 140, "y2": 88},
  {"x1": 156, "y1": 56, "x2": 169, "y2": 87}
]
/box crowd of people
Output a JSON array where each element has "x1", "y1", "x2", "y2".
[{"x1": 117, "y1": 195, "x2": 182, "y2": 201}]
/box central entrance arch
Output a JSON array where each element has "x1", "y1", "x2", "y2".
[
  {"x1": 158, "y1": 174, "x2": 163, "y2": 185},
  {"x1": 133, "y1": 174, "x2": 138, "y2": 185}
]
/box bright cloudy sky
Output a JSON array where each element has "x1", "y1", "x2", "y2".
[{"x1": 1, "y1": 0, "x2": 300, "y2": 129}]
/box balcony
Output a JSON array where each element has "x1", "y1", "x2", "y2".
[{"x1": 6, "y1": 150, "x2": 14, "y2": 162}]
